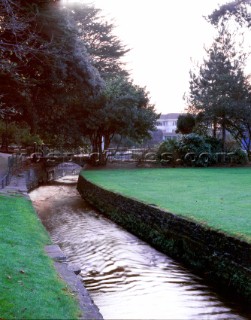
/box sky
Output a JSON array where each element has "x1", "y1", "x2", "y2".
[{"x1": 62, "y1": 0, "x2": 231, "y2": 114}]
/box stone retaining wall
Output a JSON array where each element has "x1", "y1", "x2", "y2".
[{"x1": 77, "y1": 174, "x2": 251, "y2": 303}]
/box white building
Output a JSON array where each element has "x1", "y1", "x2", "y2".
[{"x1": 156, "y1": 113, "x2": 181, "y2": 141}]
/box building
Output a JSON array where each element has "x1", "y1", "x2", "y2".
[{"x1": 156, "y1": 113, "x2": 181, "y2": 141}]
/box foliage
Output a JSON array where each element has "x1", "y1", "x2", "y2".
[
  {"x1": 207, "y1": 0, "x2": 251, "y2": 27},
  {"x1": 204, "y1": 1, "x2": 251, "y2": 153},
  {"x1": 232, "y1": 148, "x2": 248, "y2": 164},
  {"x1": 188, "y1": 25, "x2": 250, "y2": 151},
  {"x1": 1, "y1": 1, "x2": 103, "y2": 138},
  {"x1": 80, "y1": 76, "x2": 159, "y2": 161},
  {"x1": 156, "y1": 139, "x2": 178, "y2": 156},
  {"x1": 204, "y1": 136, "x2": 223, "y2": 153},
  {"x1": 63, "y1": 3, "x2": 130, "y2": 79},
  {"x1": 178, "y1": 133, "x2": 211, "y2": 155},
  {"x1": 156, "y1": 133, "x2": 248, "y2": 166},
  {"x1": 0, "y1": 120, "x2": 42, "y2": 148},
  {"x1": 156, "y1": 133, "x2": 212, "y2": 166},
  {"x1": 176, "y1": 113, "x2": 195, "y2": 134},
  {"x1": 156, "y1": 134, "x2": 232, "y2": 166},
  {"x1": 0, "y1": 1, "x2": 158, "y2": 157}
]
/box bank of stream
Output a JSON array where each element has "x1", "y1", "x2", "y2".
[{"x1": 30, "y1": 177, "x2": 250, "y2": 319}]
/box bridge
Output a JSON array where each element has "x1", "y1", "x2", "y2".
[
  {"x1": 29, "y1": 152, "x2": 88, "y2": 181},
  {"x1": 31, "y1": 153, "x2": 88, "y2": 168},
  {"x1": 46, "y1": 162, "x2": 83, "y2": 182}
]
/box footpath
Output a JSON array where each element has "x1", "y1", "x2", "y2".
[{"x1": 0, "y1": 152, "x2": 103, "y2": 319}]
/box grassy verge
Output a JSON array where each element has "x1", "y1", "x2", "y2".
[
  {"x1": 0, "y1": 195, "x2": 81, "y2": 319},
  {"x1": 82, "y1": 167, "x2": 251, "y2": 243}
]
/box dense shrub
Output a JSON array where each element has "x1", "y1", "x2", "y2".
[
  {"x1": 156, "y1": 134, "x2": 249, "y2": 167},
  {"x1": 156, "y1": 139, "x2": 179, "y2": 165},
  {"x1": 0, "y1": 121, "x2": 42, "y2": 148},
  {"x1": 232, "y1": 148, "x2": 248, "y2": 164},
  {"x1": 204, "y1": 136, "x2": 222, "y2": 153},
  {"x1": 178, "y1": 133, "x2": 211, "y2": 155},
  {"x1": 157, "y1": 134, "x2": 224, "y2": 167}
]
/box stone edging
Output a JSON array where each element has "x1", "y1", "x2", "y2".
[
  {"x1": 77, "y1": 174, "x2": 251, "y2": 303},
  {"x1": 0, "y1": 167, "x2": 103, "y2": 320},
  {"x1": 45, "y1": 245, "x2": 103, "y2": 320}
]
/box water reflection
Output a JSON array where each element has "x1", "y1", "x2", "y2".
[{"x1": 30, "y1": 178, "x2": 249, "y2": 320}]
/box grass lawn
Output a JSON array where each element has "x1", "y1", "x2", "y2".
[
  {"x1": 0, "y1": 195, "x2": 81, "y2": 319},
  {"x1": 82, "y1": 167, "x2": 251, "y2": 243}
]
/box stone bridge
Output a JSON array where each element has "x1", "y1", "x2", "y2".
[
  {"x1": 30, "y1": 153, "x2": 86, "y2": 181},
  {"x1": 37, "y1": 154, "x2": 86, "y2": 168},
  {"x1": 46, "y1": 162, "x2": 83, "y2": 181}
]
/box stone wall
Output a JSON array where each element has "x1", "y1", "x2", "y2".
[{"x1": 77, "y1": 174, "x2": 251, "y2": 303}]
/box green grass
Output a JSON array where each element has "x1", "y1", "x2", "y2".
[
  {"x1": 0, "y1": 195, "x2": 81, "y2": 319},
  {"x1": 82, "y1": 167, "x2": 251, "y2": 243}
]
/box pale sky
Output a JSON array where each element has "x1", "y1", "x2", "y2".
[{"x1": 62, "y1": 0, "x2": 231, "y2": 114}]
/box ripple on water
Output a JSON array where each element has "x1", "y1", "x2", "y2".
[{"x1": 30, "y1": 184, "x2": 249, "y2": 320}]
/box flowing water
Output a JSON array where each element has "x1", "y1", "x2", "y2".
[{"x1": 30, "y1": 177, "x2": 250, "y2": 320}]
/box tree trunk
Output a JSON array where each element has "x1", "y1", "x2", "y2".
[
  {"x1": 104, "y1": 133, "x2": 113, "y2": 151},
  {"x1": 222, "y1": 118, "x2": 226, "y2": 153},
  {"x1": 90, "y1": 132, "x2": 107, "y2": 166},
  {"x1": 213, "y1": 117, "x2": 217, "y2": 138}
]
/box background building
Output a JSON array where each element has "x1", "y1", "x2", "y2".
[{"x1": 156, "y1": 113, "x2": 181, "y2": 141}]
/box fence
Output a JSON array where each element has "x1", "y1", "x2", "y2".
[{"x1": 0, "y1": 154, "x2": 26, "y2": 189}]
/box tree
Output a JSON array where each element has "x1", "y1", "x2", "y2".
[
  {"x1": 0, "y1": 120, "x2": 42, "y2": 149},
  {"x1": 78, "y1": 76, "x2": 159, "y2": 162},
  {"x1": 176, "y1": 113, "x2": 195, "y2": 134},
  {"x1": 0, "y1": 1, "x2": 60, "y2": 113},
  {"x1": 60, "y1": 3, "x2": 159, "y2": 158},
  {"x1": 60, "y1": 3, "x2": 130, "y2": 79},
  {"x1": 188, "y1": 26, "x2": 250, "y2": 151},
  {"x1": 208, "y1": 0, "x2": 251, "y2": 27},
  {"x1": 27, "y1": 3, "x2": 104, "y2": 137},
  {"x1": 1, "y1": 1, "x2": 104, "y2": 143},
  {"x1": 206, "y1": 0, "x2": 251, "y2": 153},
  {"x1": 1, "y1": 1, "x2": 158, "y2": 155}
]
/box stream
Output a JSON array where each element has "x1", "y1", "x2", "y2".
[{"x1": 29, "y1": 176, "x2": 249, "y2": 319}]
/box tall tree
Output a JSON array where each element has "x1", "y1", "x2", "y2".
[
  {"x1": 61, "y1": 3, "x2": 130, "y2": 79},
  {"x1": 0, "y1": 0, "x2": 104, "y2": 142},
  {"x1": 188, "y1": 26, "x2": 249, "y2": 151},
  {"x1": 79, "y1": 75, "x2": 159, "y2": 160},
  {"x1": 206, "y1": 0, "x2": 251, "y2": 153},
  {"x1": 60, "y1": 2, "x2": 159, "y2": 158},
  {"x1": 26, "y1": 3, "x2": 104, "y2": 135}
]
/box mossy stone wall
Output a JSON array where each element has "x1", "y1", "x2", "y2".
[{"x1": 77, "y1": 175, "x2": 251, "y2": 303}]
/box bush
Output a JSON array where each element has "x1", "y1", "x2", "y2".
[
  {"x1": 204, "y1": 136, "x2": 222, "y2": 153},
  {"x1": 156, "y1": 135, "x2": 249, "y2": 167},
  {"x1": 176, "y1": 113, "x2": 195, "y2": 134},
  {"x1": 0, "y1": 120, "x2": 42, "y2": 147},
  {"x1": 178, "y1": 133, "x2": 211, "y2": 155},
  {"x1": 232, "y1": 149, "x2": 248, "y2": 164},
  {"x1": 156, "y1": 134, "x2": 213, "y2": 167},
  {"x1": 156, "y1": 140, "x2": 179, "y2": 165}
]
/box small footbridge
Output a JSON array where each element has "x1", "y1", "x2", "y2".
[
  {"x1": 34, "y1": 153, "x2": 87, "y2": 168},
  {"x1": 31, "y1": 152, "x2": 87, "y2": 182},
  {"x1": 46, "y1": 162, "x2": 82, "y2": 182}
]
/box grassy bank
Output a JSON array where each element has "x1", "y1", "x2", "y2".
[
  {"x1": 82, "y1": 167, "x2": 251, "y2": 243},
  {"x1": 0, "y1": 195, "x2": 81, "y2": 319}
]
